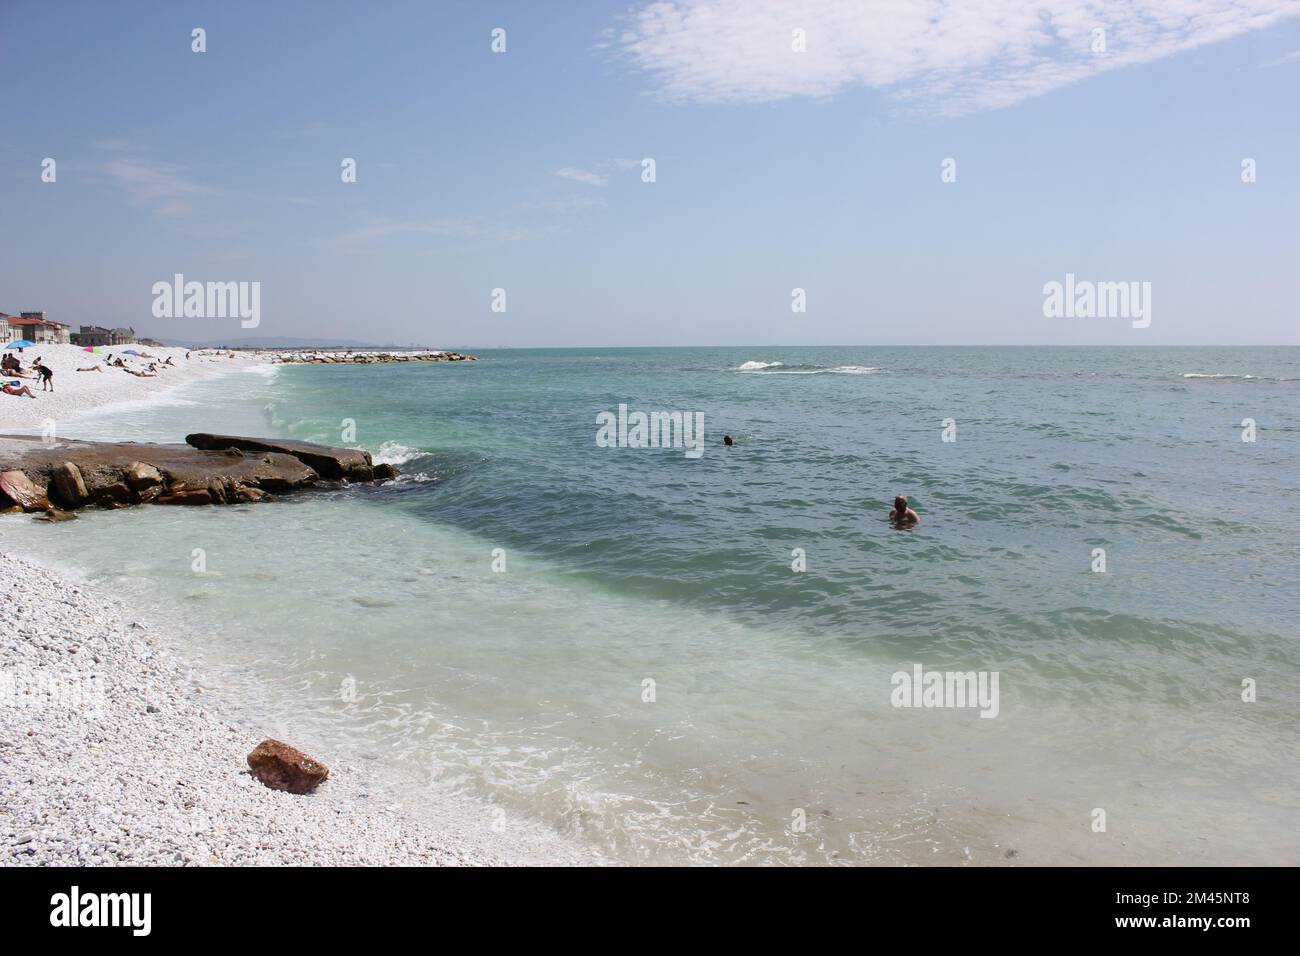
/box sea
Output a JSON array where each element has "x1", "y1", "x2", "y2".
[{"x1": 4, "y1": 346, "x2": 1298, "y2": 865}]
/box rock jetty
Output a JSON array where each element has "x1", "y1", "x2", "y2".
[
  {"x1": 0, "y1": 433, "x2": 397, "y2": 515},
  {"x1": 271, "y1": 350, "x2": 477, "y2": 365}
]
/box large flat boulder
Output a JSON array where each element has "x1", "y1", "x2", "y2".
[
  {"x1": 0, "y1": 432, "x2": 394, "y2": 513},
  {"x1": 186, "y1": 434, "x2": 372, "y2": 481}
]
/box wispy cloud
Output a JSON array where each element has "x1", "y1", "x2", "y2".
[
  {"x1": 97, "y1": 151, "x2": 210, "y2": 216},
  {"x1": 528, "y1": 194, "x2": 609, "y2": 215},
  {"x1": 612, "y1": 0, "x2": 1300, "y2": 115},
  {"x1": 341, "y1": 218, "x2": 544, "y2": 244},
  {"x1": 555, "y1": 166, "x2": 609, "y2": 186},
  {"x1": 1259, "y1": 49, "x2": 1300, "y2": 67}
]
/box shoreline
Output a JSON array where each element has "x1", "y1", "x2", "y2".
[
  {"x1": 2, "y1": 348, "x2": 607, "y2": 866},
  {"x1": 0, "y1": 551, "x2": 605, "y2": 866}
]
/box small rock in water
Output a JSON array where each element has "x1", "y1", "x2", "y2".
[{"x1": 247, "y1": 738, "x2": 330, "y2": 794}]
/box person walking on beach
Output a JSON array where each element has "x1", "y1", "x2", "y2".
[
  {"x1": 890, "y1": 495, "x2": 920, "y2": 526},
  {"x1": 35, "y1": 360, "x2": 54, "y2": 391}
]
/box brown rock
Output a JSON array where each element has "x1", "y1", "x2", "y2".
[
  {"x1": 96, "y1": 482, "x2": 132, "y2": 505},
  {"x1": 1, "y1": 434, "x2": 320, "y2": 509},
  {"x1": 206, "y1": 479, "x2": 228, "y2": 504},
  {"x1": 372, "y1": 463, "x2": 398, "y2": 481},
  {"x1": 133, "y1": 484, "x2": 164, "y2": 504},
  {"x1": 230, "y1": 484, "x2": 268, "y2": 504},
  {"x1": 124, "y1": 460, "x2": 163, "y2": 491},
  {"x1": 51, "y1": 462, "x2": 89, "y2": 506},
  {"x1": 156, "y1": 489, "x2": 213, "y2": 506},
  {"x1": 185, "y1": 434, "x2": 372, "y2": 481},
  {"x1": 246, "y1": 739, "x2": 329, "y2": 794},
  {"x1": 33, "y1": 508, "x2": 77, "y2": 522},
  {"x1": 0, "y1": 470, "x2": 50, "y2": 512}
]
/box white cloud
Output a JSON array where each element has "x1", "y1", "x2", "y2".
[
  {"x1": 98, "y1": 152, "x2": 209, "y2": 215},
  {"x1": 555, "y1": 166, "x2": 610, "y2": 186},
  {"x1": 613, "y1": 0, "x2": 1300, "y2": 114}
]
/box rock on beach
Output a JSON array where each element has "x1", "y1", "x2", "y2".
[{"x1": 247, "y1": 739, "x2": 330, "y2": 794}]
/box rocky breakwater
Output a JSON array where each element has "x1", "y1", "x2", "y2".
[
  {"x1": 273, "y1": 350, "x2": 478, "y2": 365},
  {"x1": 0, "y1": 433, "x2": 398, "y2": 517}
]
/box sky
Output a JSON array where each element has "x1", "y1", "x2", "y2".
[{"x1": 1, "y1": 0, "x2": 1298, "y2": 347}]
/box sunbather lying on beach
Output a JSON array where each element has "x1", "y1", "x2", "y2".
[
  {"x1": 3, "y1": 355, "x2": 34, "y2": 377},
  {"x1": 890, "y1": 495, "x2": 920, "y2": 526},
  {"x1": 2, "y1": 382, "x2": 36, "y2": 398},
  {"x1": 76, "y1": 365, "x2": 103, "y2": 372}
]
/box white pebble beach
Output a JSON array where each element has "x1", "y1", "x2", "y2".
[{"x1": 0, "y1": 344, "x2": 252, "y2": 434}]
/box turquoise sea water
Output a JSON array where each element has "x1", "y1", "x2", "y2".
[{"x1": 4, "y1": 347, "x2": 1298, "y2": 864}]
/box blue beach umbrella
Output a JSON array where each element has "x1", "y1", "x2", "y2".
[
  {"x1": 122, "y1": 348, "x2": 141, "y2": 356},
  {"x1": 4, "y1": 340, "x2": 35, "y2": 349}
]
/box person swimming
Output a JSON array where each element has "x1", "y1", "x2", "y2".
[
  {"x1": 889, "y1": 494, "x2": 920, "y2": 525},
  {"x1": 723, "y1": 434, "x2": 734, "y2": 446}
]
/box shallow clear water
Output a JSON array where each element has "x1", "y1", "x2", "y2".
[{"x1": 4, "y1": 347, "x2": 1298, "y2": 864}]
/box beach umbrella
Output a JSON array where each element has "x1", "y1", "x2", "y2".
[
  {"x1": 82, "y1": 345, "x2": 105, "y2": 353},
  {"x1": 122, "y1": 349, "x2": 141, "y2": 356},
  {"x1": 4, "y1": 340, "x2": 35, "y2": 349}
]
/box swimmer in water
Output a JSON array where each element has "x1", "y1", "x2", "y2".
[
  {"x1": 723, "y1": 435, "x2": 734, "y2": 446},
  {"x1": 889, "y1": 495, "x2": 920, "y2": 526}
]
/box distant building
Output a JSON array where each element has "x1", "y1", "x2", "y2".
[
  {"x1": 71, "y1": 325, "x2": 136, "y2": 346},
  {"x1": 72, "y1": 325, "x2": 112, "y2": 346},
  {"x1": 5, "y1": 312, "x2": 71, "y2": 344}
]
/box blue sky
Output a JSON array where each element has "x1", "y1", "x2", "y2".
[{"x1": 2, "y1": 0, "x2": 1298, "y2": 346}]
